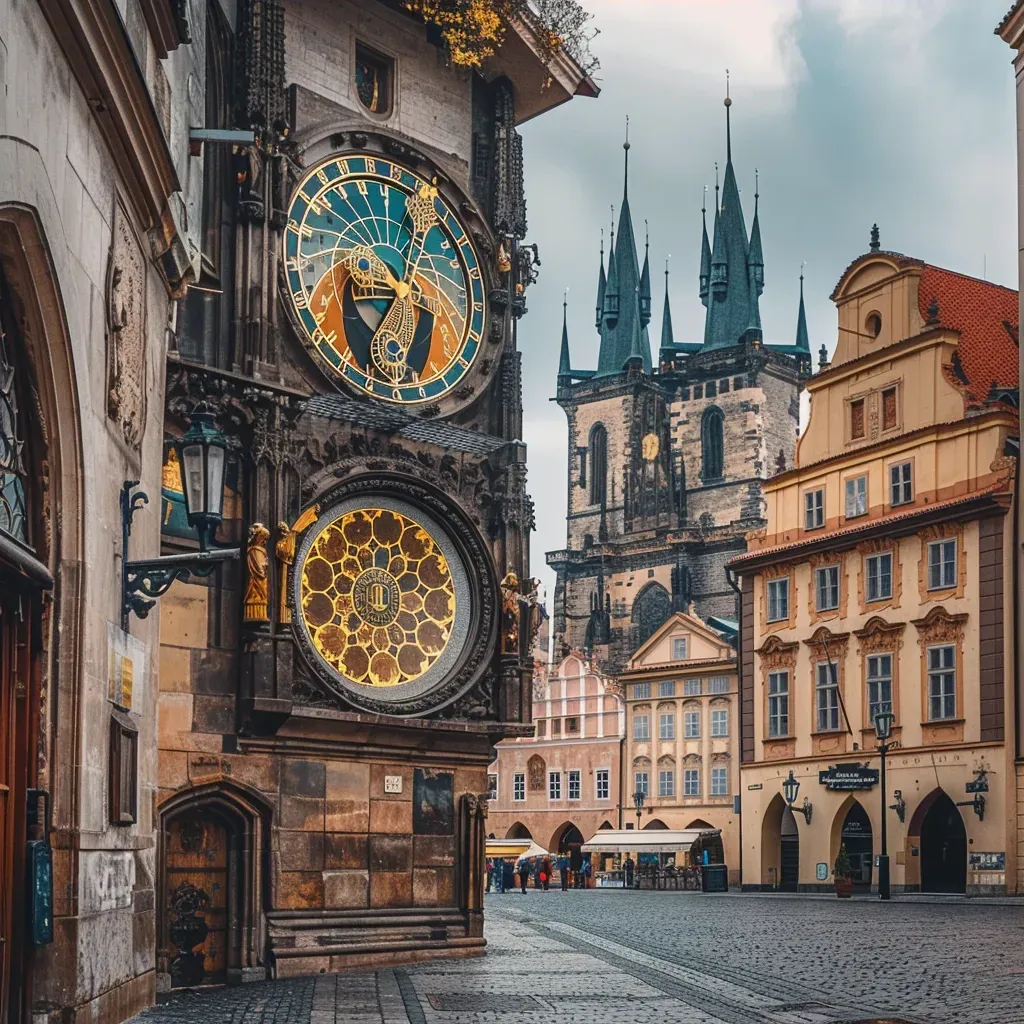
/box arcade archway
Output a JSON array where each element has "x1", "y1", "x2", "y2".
[
  {"x1": 505, "y1": 822, "x2": 532, "y2": 840},
  {"x1": 550, "y1": 821, "x2": 584, "y2": 854},
  {"x1": 835, "y1": 800, "x2": 873, "y2": 891},
  {"x1": 920, "y1": 791, "x2": 967, "y2": 894}
]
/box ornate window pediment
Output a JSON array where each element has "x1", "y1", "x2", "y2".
[
  {"x1": 755, "y1": 635, "x2": 799, "y2": 670},
  {"x1": 911, "y1": 606, "x2": 968, "y2": 646},
  {"x1": 853, "y1": 616, "x2": 906, "y2": 655}
]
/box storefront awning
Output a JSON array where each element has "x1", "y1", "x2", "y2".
[
  {"x1": 580, "y1": 828, "x2": 720, "y2": 854},
  {"x1": 485, "y1": 839, "x2": 550, "y2": 859}
]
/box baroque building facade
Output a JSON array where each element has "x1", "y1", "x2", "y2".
[
  {"x1": 731, "y1": 238, "x2": 1020, "y2": 894},
  {"x1": 154, "y1": 0, "x2": 595, "y2": 992},
  {"x1": 547, "y1": 97, "x2": 811, "y2": 675}
]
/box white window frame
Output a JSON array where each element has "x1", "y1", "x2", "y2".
[
  {"x1": 634, "y1": 771, "x2": 649, "y2": 797},
  {"x1": 658, "y1": 680, "x2": 676, "y2": 698},
  {"x1": 890, "y1": 461, "x2": 913, "y2": 506},
  {"x1": 845, "y1": 475, "x2": 868, "y2": 518},
  {"x1": 815, "y1": 661, "x2": 840, "y2": 732},
  {"x1": 767, "y1": 577, "x2": 789, "y2": 622},
  {"x1": 633, "y1": 714, "x2": 650, "y2": 741},
  {"x1": 927, "y1": 644, "x2": 956, "y2": 721},
  {"x1": 548, "y1": 771, "x2": 562, "y2": 801},
  {"x1": 928, "y1": 538, "x2": 957, "y2": 590},
  {"x1": 711, "y1": 766, "x2": 728, "y2": 797},
  {"x1": 595, "y1": 768, "x2": 610, "y2": 801},
  {"x1": 866, "y1": 552, "x2": 893, "y2": 602},
  {"x1": 815, "y1": 565, "x2": 840, "y2": 612},
  {"x1": 633, "y1": 682, "x2": 651, "y2": 699},
  {"x1": 567, "y1": 770, "x2": 581, "y2": 801},
  {"x1": 866, "y1": 653, "x2": 893, "y2": 724},
  {"x1": 710, "y1": 708, "x2": 728, "y2": 737},
  {"x1": 683, "y1": 768, "x2": 700, "y2": 797},
  {"x1": 683, "y1": 678, "x2": 702, "y2": 696},
  {"x1": 684, "y1": 710, "x2": 700, "y2": 738},
  {"x1": 768, "y1": 670, "x2": 789, "y2": 738},
  {"x1": 658, "y1": 770, "x2": 675, "y2": 798},
  {"x1": 513, "y1": 772, "x2": 525, "y2": 802},
  {"x1": 805, "y1": 488, "x2": 824, "y2": 530},
  {"x1": 659, "y1": 713, "x2": 675, "y2": 740},
  {"x1": 672, "y1": 637, "x2": 688, "y2": 661},
  {"x1": 708, "y1": 676, "x2": 729, "y2": 694}
]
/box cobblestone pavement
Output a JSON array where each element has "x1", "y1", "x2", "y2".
[{"x1": 133, "y1": 891, "x2": 1024, "y2": 1024}]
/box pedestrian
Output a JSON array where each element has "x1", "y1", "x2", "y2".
[
  {"x1": 541, "y1": 856, "x2": 552, "y2": 890},
  {"x1": 486, "y1": 858, "x2": 493, "y2": 893},
  {"x1": 580, "y1": 856, "x2": 592, "y2": 889},
  {"x1": 503, "y1": 859, "x2": 514, "y2": 893},
  {"x1": 559, "y1": 854, "x2": 569, "y2": 890},
  {"x1": 624, "y1": 854, "x2": 635, "y2": 889},
  {"x1": 517, "y1": 858, "x2": 529, "y2": 894}
]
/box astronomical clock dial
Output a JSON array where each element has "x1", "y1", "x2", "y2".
[
  {"x1": 641, "y1": 433, "x2": 660, "y2": 461},
  {"x1": 293, "y1": 499, "x2": 471, "y2": 708},
  {"x1": 283, "y1": 155, "x2": 486, "y2": 405}
]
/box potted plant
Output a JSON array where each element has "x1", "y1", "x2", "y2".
[{"x1": 834, "y1": 844, "x2": 854, "y2": 899}]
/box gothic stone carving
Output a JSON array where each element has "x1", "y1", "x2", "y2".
[
  {"x1": 244, "y1": 522, "x2": 271, "y2": 623},
  {"x1": 106, "y1": 198, "x2": 146, "y2": 450}
]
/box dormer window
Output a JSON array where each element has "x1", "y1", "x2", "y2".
[
  {"x1": 866, "y1": 312, "x2": 882, "y2": 338},
  {"x1": 672, "y1": 636, "x2": 687, "y2": 661},
  {"x1": 355, "y1": 42, "x2": 393, "y2": 116}
]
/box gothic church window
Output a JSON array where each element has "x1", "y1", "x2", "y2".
[
  {"x1": 0, "y1": 271, "x2": 29, "y2": 546},
  {"x1": 701, "y1": 406, "x2": 725, "y2": 482},
  {"x1": 589, "y1": 423, "x2": 607, "y2": 505},
  {"x1": 632, "y1": 582, "x2": 671, "y2": 648}
]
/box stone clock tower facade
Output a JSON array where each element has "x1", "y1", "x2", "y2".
[{"x1": 156, "y1": 0, "x2": 595, "y2": 986}]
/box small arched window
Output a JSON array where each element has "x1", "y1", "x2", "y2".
[
  {"x1": 701, "y1": 406, "x2": 724, "y2": 482},
  {"x1": 589, "y1": 423, "x2": 608, "y2": 505}
]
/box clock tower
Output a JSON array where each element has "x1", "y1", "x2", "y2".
[{"x1": 156, "y1": 0, "x2": 596, "y2": 986}]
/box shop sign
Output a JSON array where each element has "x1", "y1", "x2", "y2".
[
  {"x1": 816, "y1": 863, "x2": 829, "y2": 881},
  {"x1": 818, "y1": 763, "x2": 878, "y2": 791},
  {"x1": 969, "y1": 852, "x2": 1005, "y2": 872},
  {"x1": 965, "y1": 779, "x2": 989, "y2": 793}
]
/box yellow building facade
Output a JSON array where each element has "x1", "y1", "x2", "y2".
[
  {"x1": 730, "y1": 242, "x2": 1020, "y2": 894},
  {"x1": 620, "y1": 612, "x2": 741, "y2": 881}
]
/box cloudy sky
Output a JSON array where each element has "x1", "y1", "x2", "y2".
[{"x1": 517, "y1": 0, "x2": 1018, "y2": 603}]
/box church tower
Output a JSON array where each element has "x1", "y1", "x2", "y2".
[{"x1": 548, "y1": 94, "x2": 811, "y2": 671}]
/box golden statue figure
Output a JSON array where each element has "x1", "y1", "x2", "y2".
[
  {"x1": 274, "y1": 505, "x2": 319, "y2": 624},
  {"x1": 500, "y1": 571, "x2": 520, "y2": 655},
  {"x1": 244, "y1": 523, "x2": 271, "y2": 623}
]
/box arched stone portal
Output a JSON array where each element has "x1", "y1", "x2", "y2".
[
  {"x1": 836, "y1": 800, "x2": 873, "y2": 891},
  {"x1": 919, "y1": 791, "x2": 967, "y2": 894},
  {"x1": 643, "y1": 818, "x2": 669, "y2": 830},
  {"x1": 505, "y1": 822, "x2": 531, "y2": 840},
  {"x1": 550, "y1": 821, "x2": 585, "y2": 854}
]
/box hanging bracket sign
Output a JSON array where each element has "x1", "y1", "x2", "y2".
[{"x1": 818, "y1": 763, "x2": 878, "y2": 791}]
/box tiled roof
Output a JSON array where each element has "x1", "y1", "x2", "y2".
[
  {"x1": 998, "y1": 0, "x2": 1024, "y2": 34},
  {"x1": 917, "y1": 264, "x2": 1019, "y2": 403},
  {"x1": 304, "y1": 393, "x2": 506, "y2": 455}
]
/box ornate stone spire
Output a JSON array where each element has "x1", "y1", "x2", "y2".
[
  {"x1": 699, "y1": 186, "x2": 711, "y2": 307},
  {"x1": 639, "y1": 220, "x2": 652, "y2": 328},
  {"x1": 795, "y1": 266, "x2": 810, "y2": 354},
  {"x1": 661, "y1": 258, "x2": 675, "y2": 351},
  {"x1": 558, "y1": 290, "x2": 572, "y2": 381}
]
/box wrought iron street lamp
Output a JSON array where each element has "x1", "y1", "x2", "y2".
[
  {"x1": 633, "y1": 788, "x2": 646, "y2": 831},
  {"x1": 782, "y1": 769, "x2": 812, "y2": 824},
  {"x1": 873, "y1": 706, "x2": 896, "y2": 901},
  {"x1": 121, "y1": 406, "x2": 239, "y2": 629}
]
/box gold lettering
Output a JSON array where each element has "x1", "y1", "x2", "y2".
[
  {"x1": 365, "y1": 158, "x2": 377, "y2": 174},
  {"x1": 336, "y1": 158, "x2": 350, "y2": 176},
  {"x1": 292, "y1": 290, "x2": 308, "y2": 309},
  {"x1": 317, "y1": 168, "x2": 329, "y2": 186},
  {"x1": 356, "y1": 179, "x2": 368, "y2": 196}
]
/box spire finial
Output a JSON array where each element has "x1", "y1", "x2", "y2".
[
  {"x1": 724, "y1": 69, "x2": 732, "y2": 163},
  {"x1": 800, "y1": 260, "x2": 805, "y2": 286},
  {"x1": 564, "y1": 287, "x2": 569, "y2": 312},
  {"x1": 702, "y1": 184, "x2": 707, "y2": 216},
  {"x1": 610, "y1": 204, "x2": 615, "y2": 249},
  {"x1": 714, "y1": 163, "x2": 720, "y2": 211},
  {"x1": 869, "y1": 223, "x2": 880, "y2": 251},
  {"x1": 644, "y1": 218, "x2": 649, "y2": 252},
  {"x1": 623, "y1": 115, "x2": 630, "y2": 193},
  {"x1": 665, "y1": 254, "x2": 670, "y2": 280},
  {"x1": 600, "y1": 227, "x2": 604, "y2": 258}
]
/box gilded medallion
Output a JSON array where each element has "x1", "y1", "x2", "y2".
[
  {"x1": 641, "y1": 432, "x2": 660, "y2": 461},
  {"x1": 299, "y1": 507, "x2": 457, "y2": 688}
]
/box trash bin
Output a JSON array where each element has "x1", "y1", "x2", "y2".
[{"x1": 701, "y1": 864, "x2": 728, "y2": 893}]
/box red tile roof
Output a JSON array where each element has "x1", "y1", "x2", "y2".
[{"x1": 917, "y1": 265, "x2": 1018, "y2": 404}]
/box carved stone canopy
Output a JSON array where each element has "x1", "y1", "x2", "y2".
[
  {"x1": 853, "y1": 616, "x2": 906, "y2": 655},
  {"x1": 754, "y1": 635, "x2": 799, "y2": 670},
  {"x1": 911, "y1": 605, "x2": 968, "y2": 646},
  {"x1": 803, "y1": 625, "x2": 850, "y2": 655}
]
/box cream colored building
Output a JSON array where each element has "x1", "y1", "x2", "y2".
[
  {"x1": 730, "y1": 240, "x2": 1019, "y2": 894},
  {"x1": 619, "y1": 612, "x2": 740, "y2": 880}
]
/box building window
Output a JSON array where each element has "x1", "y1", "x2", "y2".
[
  {"x1": 548, "y1": 771, "x2": 562, "y2": 800},
  {"x1": 701, "y1": 406, "x2": 725, "y2": 481},
  {"x1": 866, "y1": 312, "x2": 882, "y2": 338},
  {"x1": 596, "y1": 769, "x2": 609, "y2": 800},
  {"x1": 633, "y1": 682, "x2": 651, "y2": 699},
  {"x1": 354, "y1": 42, "x2": 394, "y2": 116},
  {"x1": 552, "y1": 718, "x2": 562, "y2": 735},
  {"x1": 589, "y1": 423, "x2": 608, "y2": 505},
  {"x1": 693, "y1": 384, "x2": 703, "y2": 399},
  {"x1": 882, "y1": 386, "x2": 898, "y2": 431},
  {"x1": 890, "y1": 462, "x2": 913, "y2": 506},
  {"x1": 684, "y1": 710, "x2": 700, "y2": 738},
  {"x1": 845, "y1": 475, "x2": 867, "y2": 518},
  {"x1": 109, "y1": 712, "x2": 139, "y2": 826},
  {"x1": 805, "y1": 488, "x2": 824, "y2": 530},
  {"x1": 711, "y1": 766, "x2": 728, "y2": 796},
  {"x1": 733, "y1": 376, "x2": 744, "y2": 391},
  {"x1": 815, "y1": 565, "x2": 840, "y2": 612},
  {"x1": 928, "y1": 539, "x2": 957, "y2": 590},
  {"x1": 816, "y1": 662, "x2": 840, "y2": 732},
  {"x1": 719, "y1": 378, "x2": 730, "y2": 393},
  {"x1": 672, "y1": 636, "x2": 688, "y2": 661},
  {"x1": 708, "y1": 676, "x2": 729, "y2": 694},
  {"x1": 850, "y1": 398, "x2": 865, "y2": 439},
  {"x1": 683, "y1": 769, "x2": 701, "y2": 797},
  {"x1": 659, "y1": 713, "x2": 676, "y2": 740},
  {"x1": 865, "y1": 552, "x2": 893, "y2": 602},
  {"x1": 768, "y1": 671, "x2": 789, "y2": 737},
  {"x1": 767, "y1": 578, "x2": 789, "y2": 622},
  {"x1": 567, "y1": 770, "x2": 581, "y2": 801},
  {"x1": 866, "y1": 654, "x2": 893, "y2": 724},
  {"x1": 658, "y1": 680, "x2": 676, "y2": 697},
  {"x1": 706, "y1": 381, "x2": 717, "y2": 399},
  {"x1": 658, "y1": 770, "x2": 675, "y2": 798},
  {"x1": 566, "y1": 716, "x2": 579, "y2": 735},
  {"x1": 634, "y1": 714, "x2": 650, "y2": 740},
  {"x1": 711, "y1": 709, "x2": 728, "y2": 737},
  {"x1": 928, "y1": 645, "x2": 956, "y2": 720},
  {"x1": 535, "y1": 719, "x2": 546, "y2": 737},
  {"x1": 683, "y1": 678, "x2": 702, "y2": 696},
  {"x1": 513, "y1": 772, "x2": 525, "y2": 801},
  {"x1": 487, "y1": 774, "x2": 498, "y2": 801},
  {"x1": 634, "y1": 771, "x2": 649, "y2": 796}
]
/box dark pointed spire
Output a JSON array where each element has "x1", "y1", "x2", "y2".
[
  {"x1": 748, "y1": 168, "x2": 764, "y2": 296},
  {"x1": 625, "y1": 287, "x2": 645, "y2": 371},
  {"x1": 595, "y1": 229, "x2": 606, "y2": 329},
  {"x1": 709, "y1": 163, "x2": 727, "y2": 297},
  {"x1": 603, "y1": 205, "x2": 619, "y2": 320},
  {"x1": 661, "y1": 257, "x2": 675, "y2": 351},
  {"x1": 870, "y1": 223, "x2": 880, "y2": 251},
  {"x1": 725, "y1": 69, "x2": 732, "y2": 163},
  {"x1": 623, "y1": 115, "x2": 630, "y2": 197},
  {"x1": 639, "y1": 219, "x2": 652, "y2": 328},
  {"x1": 699, "y1": 186, "x2": 711, "y2": 307},
  {"x1": 558, "y1": 290, "x2": 572, "y2": 380},
  {"x1": 795, "y1": 266, "x2": 810, "y2": 353}
]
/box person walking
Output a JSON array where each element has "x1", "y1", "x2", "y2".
[
  {"x1": 503, "y1": 859, "x2": 514, "y2": 893},
  {"x1": 517, "y1": 858, "x2": 529, "y2": 894},
  {"x1": 541, "y1": 856, "x2": 552, "y2": 891},
  {"x1": 624, "y1": 854, "x2": 635, "y2": 889},
  {"x1": 559, "y1": 854, "x2": 569, "y2": 890}
]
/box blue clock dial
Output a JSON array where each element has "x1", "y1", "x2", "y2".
[{"x1": 284, "y1": 155, "x2": 486, "y2": 405}]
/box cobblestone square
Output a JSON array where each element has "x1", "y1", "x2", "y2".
[{"x1": 134, "y1": 891, "x2": 1024, "y2": 1024}]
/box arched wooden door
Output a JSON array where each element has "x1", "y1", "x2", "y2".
[{"x1": 920, "y1": 792, "x2": 967, "y2": 894}]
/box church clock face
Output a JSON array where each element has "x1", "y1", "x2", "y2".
[
  {"x1": 283, "y1": 155, "x2": 486, "y2": 405},
  {"x1": 293, "y1": 498, "x2": 472, "y2": 708}
]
